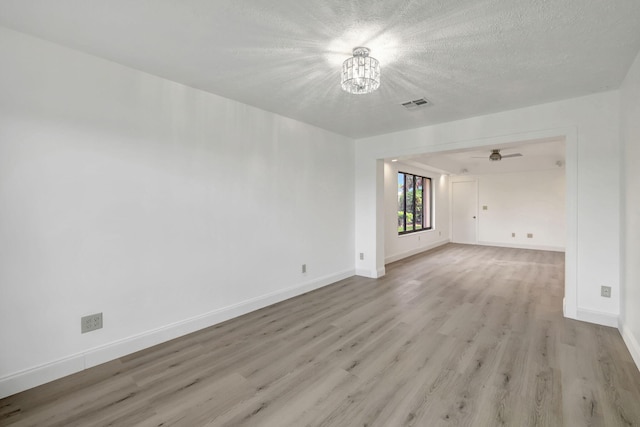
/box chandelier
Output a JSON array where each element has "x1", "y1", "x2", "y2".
[{"x1": 341, "y1": 47, "x2": 380, "y2": 95}]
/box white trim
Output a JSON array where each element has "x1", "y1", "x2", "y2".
[
  {"x1": 0, "y1": 269, "x2": 354, "y2": 399},
  {"x1": 356, "y1": 268, "x2": 385, "y2": 278},
  {"x1": 400, "y1": 159, "x2": 450, "y2": 176},
  {"x1": 385, "y1": 239, "x2": 450, "y2": 264},
  {"x1": 450, "y1": 179, "x2": 479, "y2": 245},
  {"x1": 576, "y1": 308, "x2": 619, "y2": 328},
  {"x1": 0, "y1": 354, "x2": 85, "y2": 400},
  {"x1": 564, "y1": 127, "x2": 578, "y2": 320},
  {"x1": 476, "y1": 241, "x2": 565, "y2": 253},
  {"x1": 620, "y1": 322, "x2": 640, "y2": 373},
  {"x1": 356, "y1": 268, "x2": 373, "y2": 277}
]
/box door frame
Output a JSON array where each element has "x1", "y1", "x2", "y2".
[
  {"x1": 361, "y1": 126, "x2": 576, "y2": 320},
  {"x1": 450, "y1": 179, "x2": 478, "y2": 244}
]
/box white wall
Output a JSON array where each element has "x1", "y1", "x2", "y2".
[
  {"x1": 451, "y1": 168, "x2": 565, "y2": 251},
  {"x1": 620, "y1": 49, "x2": 640, "y2": 369},
  {"x1": 383, "y1": 162, "x2": 449, "y2": 264},
  {"x1": 0, "y1": 27, "x2": 355, "y2": 397},
  {"x1": 355, "y1": 91, "x2": 620, "y2": 328}
]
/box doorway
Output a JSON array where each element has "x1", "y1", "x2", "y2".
[{"x1": 452, "y1": 180, "x2": 477, "y2": 244}]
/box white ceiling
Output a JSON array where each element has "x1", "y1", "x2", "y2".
[
  {"x1": 1, "y1": 1, "x2": 639, "y2": 139},
  {"x1": 405, "y1": 137, "x2": 566, "y2": 175}
]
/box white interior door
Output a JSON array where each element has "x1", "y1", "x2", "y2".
[{"x1": 452, "y1": 181, "x2": 478, "y2": 244}]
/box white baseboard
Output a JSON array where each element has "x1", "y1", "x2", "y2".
[
  {"x1": 0, "y1": 269, "x2": 354, "y2": 399},
  {"x1": 384, "y1": 239, "x2": 450, "y2": 264},
  {"x1": 476, "y1": 241, "x2": 565, "y2": 252},
  {"x1": 355, "y1": 267, "x2": 385, "y2": 278},
  {"x1": 355, "y1": 268, "x2": 370, "y2": 277},
  {"x1": 562, "y1": 297, "x2": 577, "y2": 320},
  {"x1": 0, "y1": 354, "x2": 86, "y2": 401},
  {"x1": 620, "y1": 321, "x2": 640, "y2": 373},
  {"x1": 576, "y1": 308, "x2": 619, "y2": 328}
]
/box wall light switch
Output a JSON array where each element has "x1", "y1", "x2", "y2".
[{"x1": 483, "y1": 206, "x2": 488, "y2": 210}]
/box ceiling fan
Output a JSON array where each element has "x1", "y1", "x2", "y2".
[{"x1": 472, "y1": 149, "x2": 523, "y2": 161}]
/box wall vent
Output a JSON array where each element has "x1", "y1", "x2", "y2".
[{"x1": 401, "y1": 98, "x2": 430, "y2": 110}]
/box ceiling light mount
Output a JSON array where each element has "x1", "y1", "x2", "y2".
[
  {"x1": 489, "y1": 149, "x2": 502, "y2": 161},
  {"x1": 341, "y1": 47, "x2": 380, "y2": 95}
]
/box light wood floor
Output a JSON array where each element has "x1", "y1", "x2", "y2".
[{"x1": 2, "y1": 244, "x2": 640, "y2": 426}]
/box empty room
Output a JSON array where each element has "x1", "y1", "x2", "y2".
[{"x1": 1, "y1": 1, "x2": 640, "y2": 426}]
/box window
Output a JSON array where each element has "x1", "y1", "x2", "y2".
[{"x1": 398, "y1": 172, "x2": 432, "y2": 234}]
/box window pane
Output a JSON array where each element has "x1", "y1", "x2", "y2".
[
  {"x1": 397, "y1": 172, "x2": 432, "y2": 234},
  {"x1": 424, "y1": 178, "x2": 431, "y2": 229},
  {"x1": 406, "y1": 174, "x2": 414, "y2": 231},
  {"x1": 397, "y1": 173, "x2": 405, "y2": 232},
  {"x1": 415, "y1": 177, "x2": 423, "y2": 230}
]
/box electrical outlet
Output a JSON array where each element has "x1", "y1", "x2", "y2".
[
  {"x1": 359, "y1": 252, "x2": 364, "y2": 260},
  {"x1": 527, "y1": 233, "x2": 533, "y2": 238},
  {"x1": 302, "y1": 264, "x2": 307, "y2": 274},
  {"x1": 601, "y1": 286, "x2": 611, "y2": 298},
  {"x1": 81, "y1": 313, "x2": 103, "y2": 333},
  {"x1": 512, "y1": 232, "x2": 516, "y2": 237}
]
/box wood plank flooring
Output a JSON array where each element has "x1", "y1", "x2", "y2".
[{"x1": 2, "y1": 244, "x2": 640, "y2": 426}]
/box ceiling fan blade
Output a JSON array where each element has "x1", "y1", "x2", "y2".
[
  {"x1": 470, "y1": 156, "x2": 487, "y2": 158},
  {"x1": 501, "y1": 153, "x2": 523, "y2": 158}
]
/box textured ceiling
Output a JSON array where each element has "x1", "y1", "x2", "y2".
[{"x1": 1, "y1": 0, "x2": 639, "y2": 138}]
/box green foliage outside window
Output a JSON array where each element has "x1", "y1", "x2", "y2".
[{"x1": 398, "y1": 172, "x2": 432, "y2": 234}]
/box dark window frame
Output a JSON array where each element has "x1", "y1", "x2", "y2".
[{"x1": 397, "y1": 171, "x2": 433, "y2": 235}]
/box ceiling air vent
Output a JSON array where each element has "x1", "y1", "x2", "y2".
[{"x1": 401, "y1": 98, "x2": 430, "y2": 110}]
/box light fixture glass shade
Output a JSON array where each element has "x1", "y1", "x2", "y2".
[
  {"x1": 341, "y1": 47, "x2": 380, "y2": 95},
  {"x1": 489, "y1": 150, "x2": 502, "y2": 161}
]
